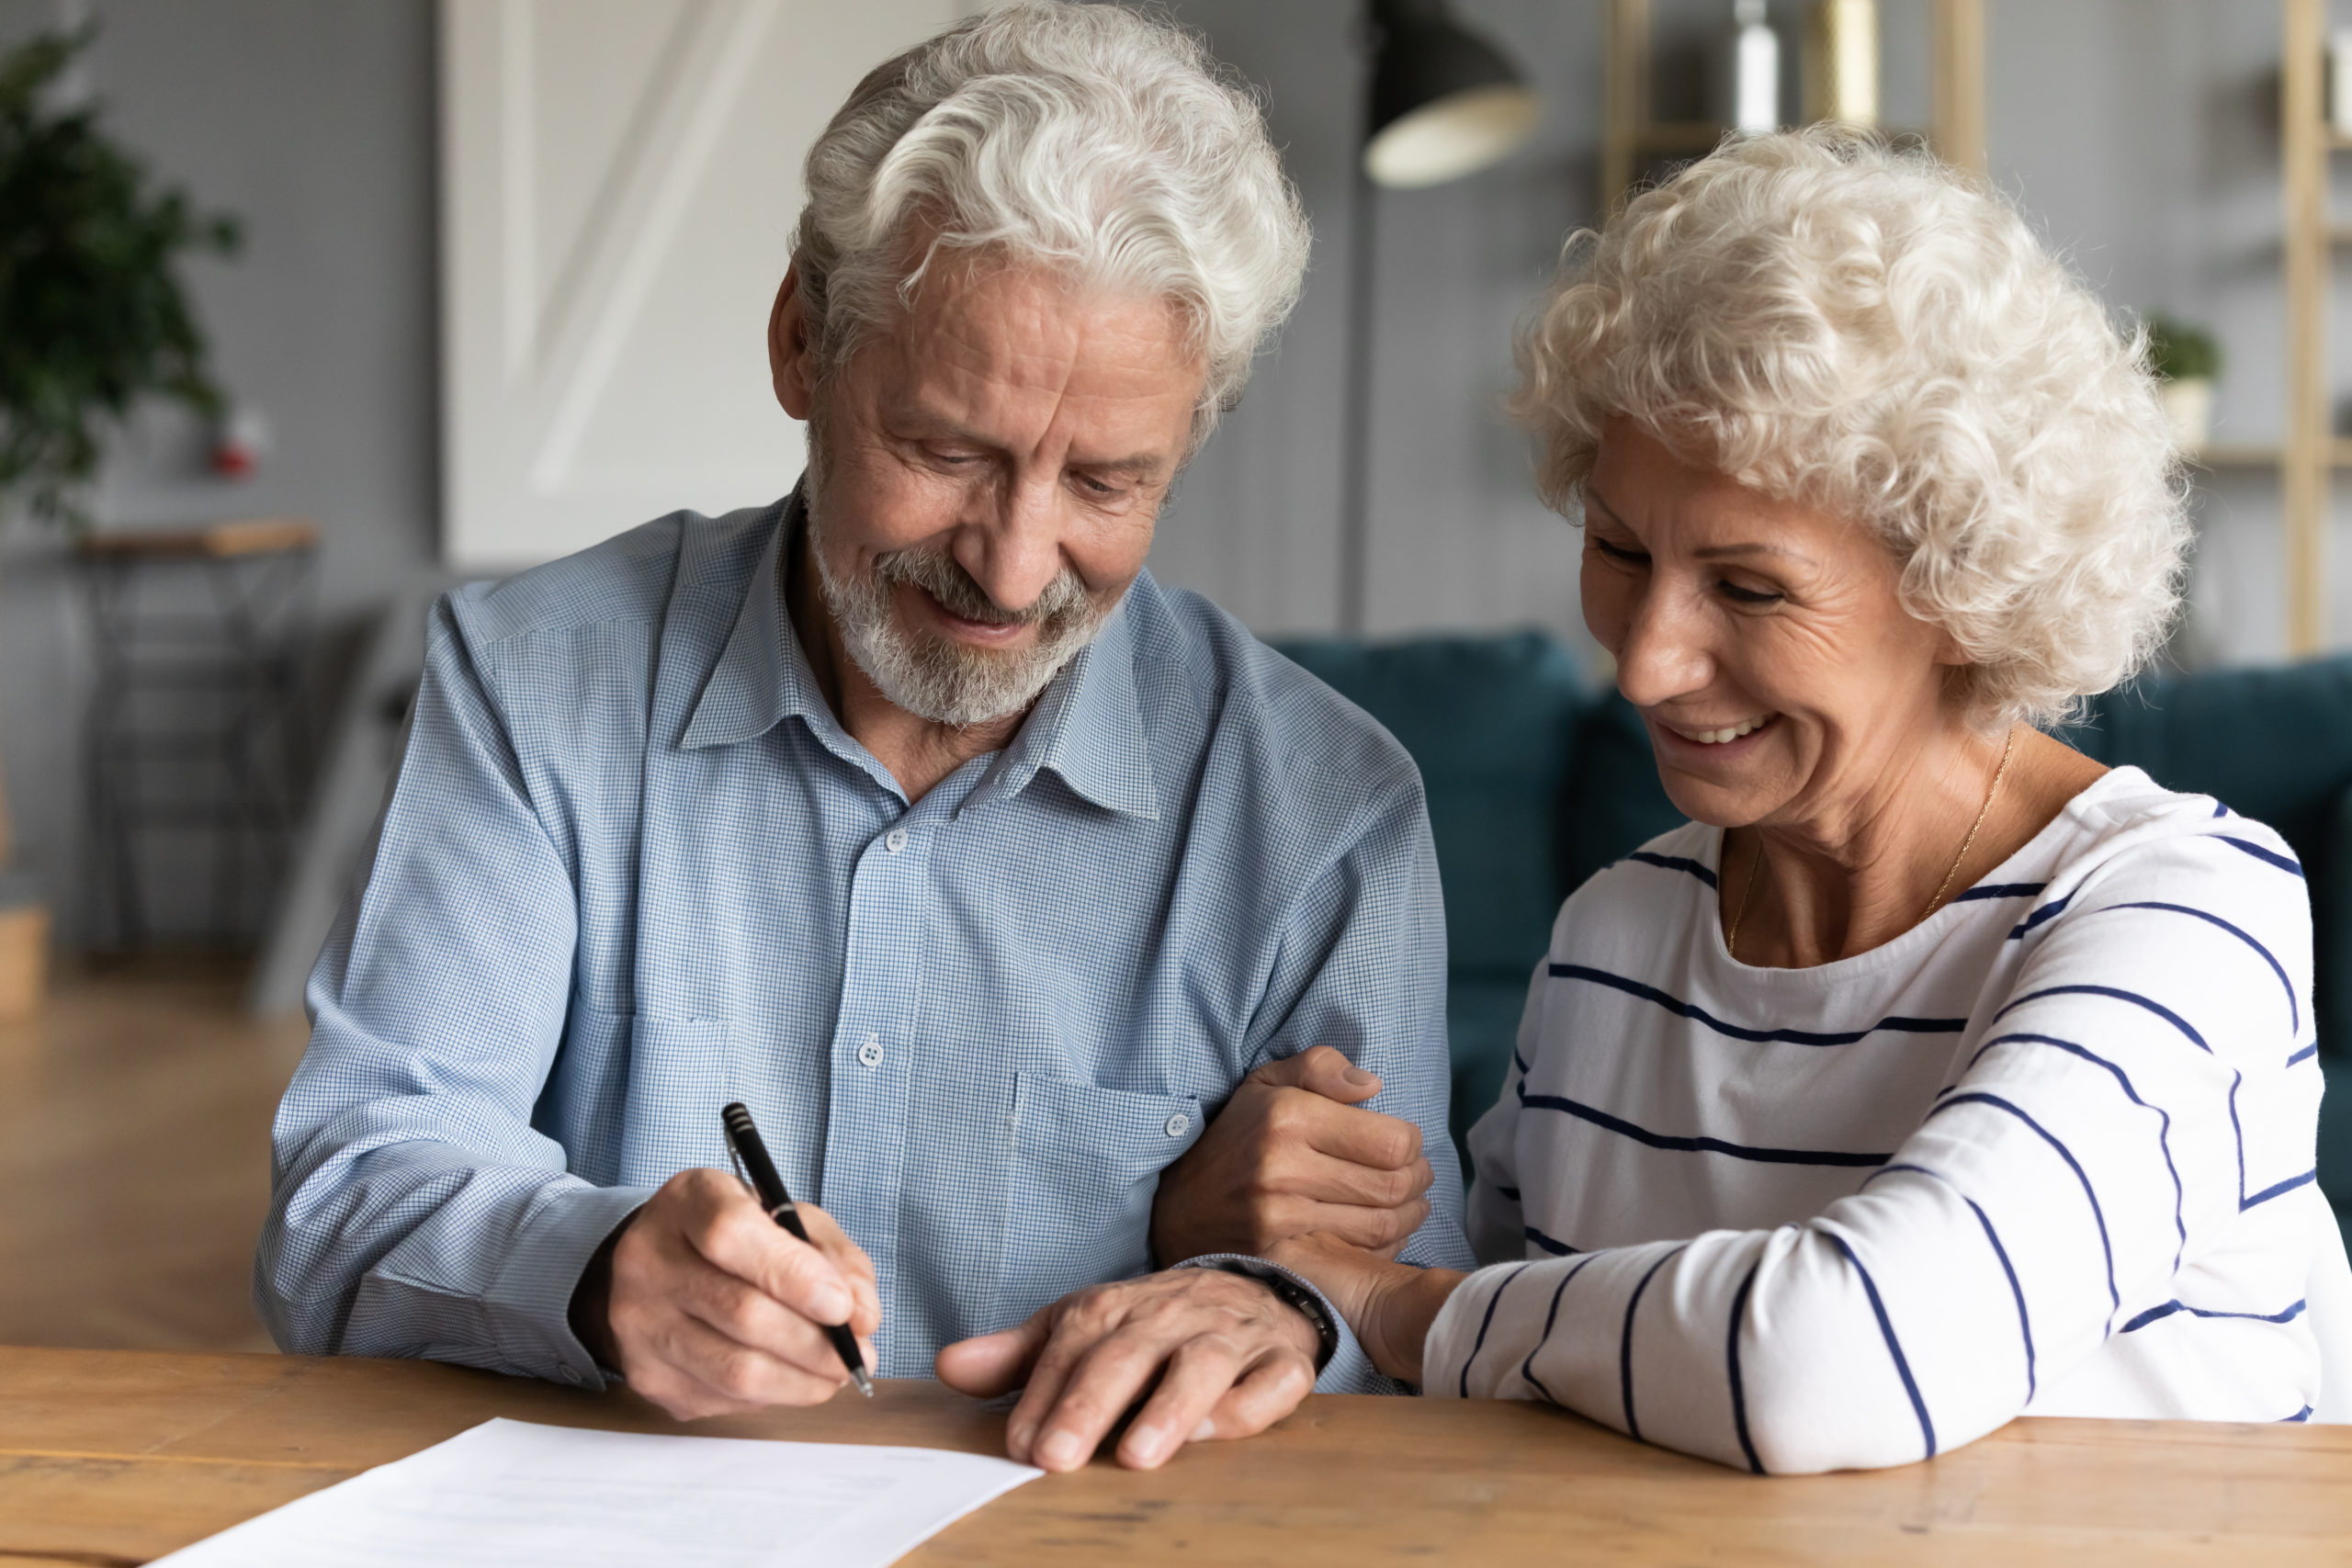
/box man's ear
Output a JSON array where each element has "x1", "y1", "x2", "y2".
[{"x1": 769, "y1": 261, "x2": 818, "y2": 420}]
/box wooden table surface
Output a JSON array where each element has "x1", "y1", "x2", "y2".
[{"x1": 5, "y1": 1346, "x2": 2350, "y2": 1565}]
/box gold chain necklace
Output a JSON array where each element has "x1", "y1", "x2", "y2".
[{"x1": 1726, "y1": 727, "x2": 2018, "y2": 963}]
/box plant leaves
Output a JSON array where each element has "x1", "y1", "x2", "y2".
[{"x1": 0, "y1": 24, "x2": 240, "y2": 527}]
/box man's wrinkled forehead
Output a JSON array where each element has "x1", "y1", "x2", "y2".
[{"x1": 848, "y1": 254, "x2": 1202, "y2": 447}]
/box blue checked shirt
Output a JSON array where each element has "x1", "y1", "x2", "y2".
[{"x1": 257, "y1": 494, "x2": 1471, "y2": 1393}]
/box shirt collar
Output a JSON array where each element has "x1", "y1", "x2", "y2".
[
  {"x1": 968, "y1": 593, "x2": 1160, "y2": 821},
  {"x1": 677, "y1": 491, "x2": 1160, "y2": 822},
  {"x1": 677, "y1": 491, "x2": 831, "y2": 753}
]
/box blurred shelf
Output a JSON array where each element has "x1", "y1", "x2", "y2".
[
  {"x1": 2288, "y1": 0, "x2": 2331, "y2": 652},
  {"x1": 1623, "y1": 119, "x2": 1940, "y2": 161},
  {"x1": 2188, "y1": 440, "x2": 2352, "y2": 468},
  {"x1": 1631, "y1": 119, "x2": 1724, "y2": 154},
  {"x1": 1600, "y1": 1, "x2": 1982, "y2": 206},
  {"x1": 77, "y1": 517, "x2": 318, "y2": 559}
]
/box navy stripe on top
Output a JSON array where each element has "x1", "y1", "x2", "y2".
[
  {"x1": 1459, "y1": 1264, "x2": 1534, "y2": 1398},
  {"x1": 1519, "y1": 1084, "x2": 1892, "y2": 1166},
  {"x1": 1619, "y1": 1245, "x2": 1689, "y2": 1443},
  {"x1": 1825, "y1": 1232, "x2": 1938, "y2": 1460},
  {"x1": 1550, "y1": 964, "x2": 1966, "y2": 1046},
  {"x1": 1994, "y1": 984, "x2": 2210, "y2": 1053},
  {"x1": 2121, "y1": 1297, "x2": 2306, "y2": 1333},
  {"x1": 1625, "y1": 851, "x2": 1718, "y2": 889},
  {"x1": 1520, "y1": 1253, "x2": 1600, "y2": 1404},
  {"x1": 1864, "y1": 1161, "x2": 2037, "y2": 1403},
  {"x1": 1968, "y1": 1031, "x2": 2187, "y2": 1272},
  {"x1": 1953, "y1": 882, "x2": 2048, "y2": 904},
  {"x1": 1724, "y1": 1258, "x2": 1766, "y2": 1474},
  {"x1": 1931, "y1": 1090, "x2": 2120, "y2": 1324},
  {"x1": 2008, "y1": 889, "x2": 2077, "y2": 940},
  {"x1": 1525, "y1": 1224, "x2": 1577, "y2": 1256},
  {"x1": 2075, "y1": 901, "x2": 2298, "y2": 1032},
  {"x1": 2212, "y1": 835, "x2": 2303, "y2": 877}
]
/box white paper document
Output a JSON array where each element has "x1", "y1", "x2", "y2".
[{"x1": 153, "y1": 1416, "x2": 1044, "y2": 1567}]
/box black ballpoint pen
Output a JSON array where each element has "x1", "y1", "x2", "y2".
[{"x1": 719, "y1": 1100, "x2": 875, "y2": 1398}]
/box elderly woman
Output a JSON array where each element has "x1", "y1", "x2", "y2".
[{"x1": 1271, "y1": 130, "x2": 2328, "y2": 1472}]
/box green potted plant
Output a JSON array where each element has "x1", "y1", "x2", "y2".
[
  {"x1": 0, "y1": 26, "x2": 239, "y2": 1012},
  {"x1": 0, "y1": 28, "x2": 239, "y2": 525},
  {"x1": 2144, "y1": 311, "x2": 2222, "y2": 450}
]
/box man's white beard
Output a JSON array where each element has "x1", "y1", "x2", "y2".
[{"x1": 803, "y1": 440, "x2": 1113, "y2": 728}]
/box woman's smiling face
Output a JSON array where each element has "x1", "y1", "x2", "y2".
[{"x1": 1581, "y1": 419, "x2": 1960, "y2": 833}]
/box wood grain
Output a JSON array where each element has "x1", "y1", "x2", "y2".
[
  {"x1": 6, "y1": 1347, "x2": 2350, "y2": 1565},
  {"x1": 0, "y1": 965, "x2": 310, "y2": 1355}
]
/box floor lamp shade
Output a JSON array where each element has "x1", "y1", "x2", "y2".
[{"x1": 1363, "y1": 0, "x2": 1541, "y2": 187}]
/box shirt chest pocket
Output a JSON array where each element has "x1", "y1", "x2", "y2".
[{"x1": 994, "y1": 1072, "x2": 1204, "y2": 1326}]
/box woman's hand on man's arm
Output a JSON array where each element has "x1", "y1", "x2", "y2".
[
  {"x1": 1148, "y1": 1046, "x2": 1436, "y2": 1265},
  {"x1": 1265, "y1": 1233, "x2": 1466, "y2": 1385}
]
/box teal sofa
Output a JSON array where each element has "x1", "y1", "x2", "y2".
[{"x1": 1275, "y1": 635, "x2": 2352, "y2": 1246}]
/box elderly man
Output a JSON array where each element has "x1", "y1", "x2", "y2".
[{"x1": 258, "y1": 2, "x2": 1469, "y2": 1474}]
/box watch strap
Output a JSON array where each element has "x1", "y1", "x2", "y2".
[{"x1": 1207, "y1": 1258, "x2": 1340, "y2": 1372}]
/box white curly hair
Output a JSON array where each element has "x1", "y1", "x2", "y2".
[
  {"x1": 793, "y1": 0, "x2": 1310, "y2": 448},
  {"x1": 1513, "y1": 128, "x2": 2190, "y2": 728}
]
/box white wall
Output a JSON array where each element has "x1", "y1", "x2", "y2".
[{"x1": 438, "y1": 0, "x2": 969, "y2": 570}]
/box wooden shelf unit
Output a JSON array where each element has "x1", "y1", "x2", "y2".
[
  {"x1": 2285, "y1": 0, "x2": 2333, "y2": 655},
  {"x1": 1601, "y1": 0, "x2": 1987, "y2": 208},
  {"x1": 1595, "y1": 5, "x2": 2328, "y2": 655},
  {"x1": 2195, "y1": 440, "x2": 2352, "y2": 468}
]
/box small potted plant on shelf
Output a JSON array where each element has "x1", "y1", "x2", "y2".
[
  {"x1": 0, "y1": 27, "x2": 238, "y2": 1016},
  {"x1": 2144, "y1": 311, "x2": 2222, "y2": 451}
]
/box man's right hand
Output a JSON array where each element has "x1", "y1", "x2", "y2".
[
  {"x1": 571, "y1": 1168, "x2": 880, "y2": 1420},
  {"x1": 1149, "y1": 1045, "x2": 1434, "y2": 1265}
]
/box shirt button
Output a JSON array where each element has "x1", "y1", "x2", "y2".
[
  {"x1": 858, "y1": 1036, "x2": 885, "y2": 1068},
  {"x1": 1164, "y1": 1111, "x2": 1191, "y2": 1138},
  {"x1": 559, "y1": 1365, "x2": 584, "y2": 1385},
  {"x1": 885, "y1": 828, "x2": 909, "y2": 854}
]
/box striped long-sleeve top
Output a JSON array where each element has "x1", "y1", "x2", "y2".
[{"x1": 1431, "y1": 766, "x2": 2325, "y2": 1472}]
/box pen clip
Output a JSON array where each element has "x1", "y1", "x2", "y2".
[{"x1": 722, "y1": 1127, "x2": 752, "y2": 1197}]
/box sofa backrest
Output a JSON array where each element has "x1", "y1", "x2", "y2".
[
  {"x1": 2064, "y1": 657, "x2": 2352, "y2": 1061},
  {"x1": 1275, "y1": 633, "x2": 1590, "y2": 989},
  {"x1": 2064, "y1": 660, "x2": 2352, "y2": 855}
]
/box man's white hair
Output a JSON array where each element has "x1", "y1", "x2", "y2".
[
  {"x1": 794, "y1": 0, "x2": 1310, "y2": 443},
  {"x1": 1515, "y1": 128, "x2": 2191, "y2": 728}
]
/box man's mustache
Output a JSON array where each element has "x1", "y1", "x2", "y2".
[{"x1": 871, "y1": 546, "x2": 1092, "y2": 631}]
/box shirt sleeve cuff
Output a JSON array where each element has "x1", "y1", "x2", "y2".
[
  {"x1": 484, "y1": 1180, "x2": 654, "y2": 1391},
  {"x1": 1168, "y1": 1252, "x2": 1411, "y2": 1396}
]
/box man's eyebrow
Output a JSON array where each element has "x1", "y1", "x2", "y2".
[
  {"x1": 888, "y1": 410, "x2": 1170, "y2": 475},
  {"x1": 1070, "y1": 452, "x2": 1169, "y2": 476},
  {"x1": 887, "y1": 408, "x2": 996, "y2": 447}
]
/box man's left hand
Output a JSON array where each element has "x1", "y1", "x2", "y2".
[{"x1": 934, "y1": 1269, "x2": 1318, "y2": 1472}]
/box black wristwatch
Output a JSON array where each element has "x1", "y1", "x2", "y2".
[{"x1": 1209, "y1": 1259, "x2": 1339, "y2": 1371}]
